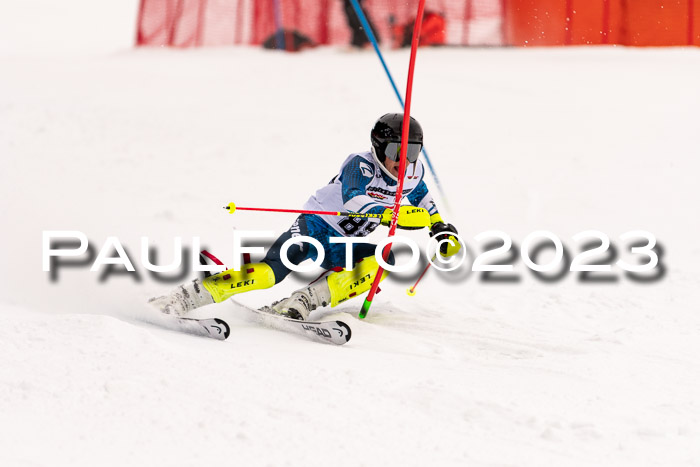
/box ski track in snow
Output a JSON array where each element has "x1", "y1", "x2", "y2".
[{"x1": 2, "y1": 3, "x2": 700, "y2": 465}]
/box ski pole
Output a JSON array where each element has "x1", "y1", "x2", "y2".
[
  {"x1": 407, "y1": 257, "x2": 434, "y2": 296},
  {"x1": 223, "y1": 202, "x2": 382, "y2": 219}
]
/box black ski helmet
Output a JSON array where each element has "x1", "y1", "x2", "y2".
[{"x1": 370, "y1": 113, "x2": 424, "y2": 164}]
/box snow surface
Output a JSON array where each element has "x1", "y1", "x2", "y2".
[{"x1": 1, "y1": 2, "x2": 700, "y2": 466}]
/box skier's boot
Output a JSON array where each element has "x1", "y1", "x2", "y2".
[
  {"x1": 148, "y1": 278, "x2": 215, "y2": 316},
  {"x1": 271, "y1": 280, "x2": 332, "y2": 320},
  {"x1": 271, "y1": 256, "x2": 388, "y2": 320},
  {"x1": 149, "y1": 262, "x2": 276, "y2": 316}
]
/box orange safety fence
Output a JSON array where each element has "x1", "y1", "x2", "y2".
[
  {"x1": 503, "y1": 0, "x2": 699, "y2": 46},
  {"x1": 136, "y1": 0, "x2": 699, "y2": 48}
]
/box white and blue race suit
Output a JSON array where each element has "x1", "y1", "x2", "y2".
[{"x1": 262, "y1": 150, "x2": 440, "y2": 283}]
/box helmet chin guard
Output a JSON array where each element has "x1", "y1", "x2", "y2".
[{"x1": 371, "y1": 146, "x2": 399, "y2": 182}]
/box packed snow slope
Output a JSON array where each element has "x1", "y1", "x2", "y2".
[{"x1": 1, "y1": 4, "x2": 700, "y2": 466}]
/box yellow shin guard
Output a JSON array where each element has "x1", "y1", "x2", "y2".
[
  {"x1": 326, "y1": 256, "x2": 389, "y2": 307},
  {"x1": 202, "y1": 262, "x2": 276, "y2": 303}
]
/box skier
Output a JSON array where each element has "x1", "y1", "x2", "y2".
[{"x1": 149, "y1": 113, "x2": 461, "y2": 320}]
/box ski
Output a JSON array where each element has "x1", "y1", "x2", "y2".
[
  {"x1": 144, "y1": 300, "x2": 349, "y2": 344},
  {"x1": 148, "y1": 315, "x2": 231, "y2": 341},
  {"x1": 231, "y1": 299, "x2": 352, "y2": 345},
  {"x1": 178, "y1": 317, "x2": 230, "y2": 340}
]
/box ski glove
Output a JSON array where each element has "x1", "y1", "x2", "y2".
[
  {"x1": 430, "y1": 222, "x2": 462, "y2": 258},
  {"x1": 380, "y1": 206, "x2": 431, "y2": 230}
]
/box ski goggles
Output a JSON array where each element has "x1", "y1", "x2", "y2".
[{"x1": 383, "y1": 142, "x2": 422, "y2": 163}]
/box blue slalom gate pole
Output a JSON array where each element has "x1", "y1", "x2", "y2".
[
  {"x1": 348, "y1": 0, "x2": 404, "y2": 106},
  {"x1": 348, "y1": 0, "x2": 449, "y2": 210}
]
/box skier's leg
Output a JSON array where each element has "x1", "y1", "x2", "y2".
[
  {"x1": 201, "y1": 262, "x2": 276, "y2": 302},
  {"x1": 272, "y1": 242, "x2": 394, "y2": 320},
  {"x1": 326, "y1": 253, "x2": 392, "y2": 305},
  {"x1": 148, "y1": 261, "x2": 277, "y2": 316},
  {"x1": 260, "y1": 215, "x2": 321, "y2": 284},
  {"x1": 149, "y1": 216, "x2": 313, "y2": 316},
  {"x1": 198, "y1": 215, "x2": 320, "y2": 305}
]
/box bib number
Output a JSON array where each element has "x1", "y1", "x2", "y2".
[{"x1": 338, "y1": 217, "x2": 378, "y2": 237}]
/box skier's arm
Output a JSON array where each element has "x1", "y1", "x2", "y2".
[
  {"x1": 339, "y1": 157, "x2": 385, "y2": 215},
  {"x1": 407, "y1": 179, "x2": 462, "y2": 258},
  {"x1": 406, "y1": 179, "x2": 442, "y2": 225},
  {"x1": 379, "y1": 205, "x2": 430, "y2": 229},
  {"x1": 340, "y1": 157, "x2": 429, "y2": 229}
]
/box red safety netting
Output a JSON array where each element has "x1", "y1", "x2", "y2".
[{"x1": 136, "y1": 0, "x2": 505, "y2": 49}]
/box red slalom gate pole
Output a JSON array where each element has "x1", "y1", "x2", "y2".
[{"x1": 360, "y1": 0, "x2": 427, "y2": 319}]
